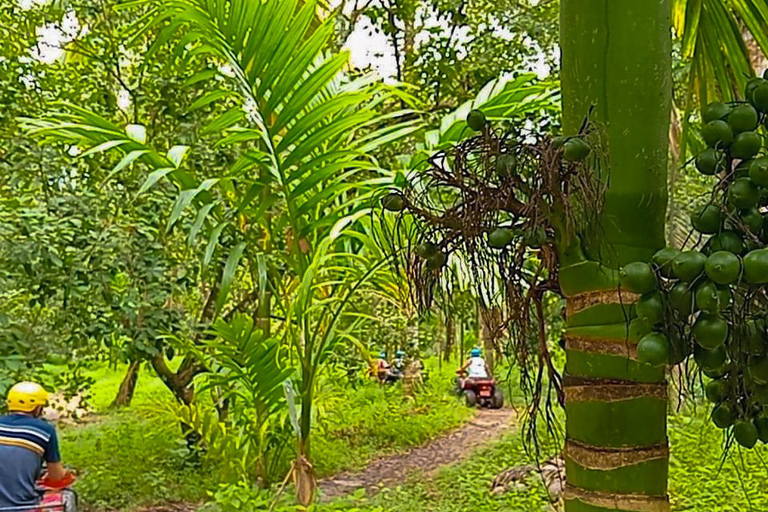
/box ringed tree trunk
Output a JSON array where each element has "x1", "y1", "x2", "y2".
[{"x1": 559, "y1": 1, "x2": 672, "y2": 511}]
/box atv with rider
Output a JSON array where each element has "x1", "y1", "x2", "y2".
[
  {"x1": 0, "y1": 382, "x2": 78, "y2": 512},
  {"x1": 454, "y1": 348, "x2": 504, "y2": 409}
]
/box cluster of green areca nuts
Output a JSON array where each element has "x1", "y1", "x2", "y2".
[
  {"x1": 621, "y1": 247, "x2": 768, "y2": 448},
  {"x1": 415, "y1": 241, "x2": 447, "y2": 270},
  {"x1": 468, "y1": 109, "x2": 590, "y2": 252},
  {"x1": 381, "y1": 109, "x2": 593, "y2": 266},
  {"x1": 618, "y1": 77, "x2": 768, "y2": 449}
]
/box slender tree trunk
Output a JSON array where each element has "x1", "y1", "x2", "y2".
[
  {"x1": 436, "y1": 314, "x2": 443, "y2": 370},
  {"x1": 560, "y1": 2, "x2": 671, "y2": 511},
  {"x1": 111, "y1": 360, "x2": 141, "y2": 408},
  {"x1": 444, "y1": 315, "x2": 455, "y2": 362},
  {"x1": 257, "y1": 291, "x2": 272, "y2": 338},
  {"x1": 295, "y1": 372, "x2": 317, "y2": 506},
  {"x1": 479, "y1": 306, "x2": 499, "y2": 374}
]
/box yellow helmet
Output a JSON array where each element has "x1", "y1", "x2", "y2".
[{"x1": 7, "y1": 382, "x2": 49, "y2": 412}]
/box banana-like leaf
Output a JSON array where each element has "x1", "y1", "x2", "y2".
[
  {"x1": 206, "y1": 314, "x2": 295, "y2": 415},
  {"x1": 143, "y1": 0, "x2": 419, "y2": 259},
  {"x1": 429, "y1": 73, "x2": 560, "y2": 148}
]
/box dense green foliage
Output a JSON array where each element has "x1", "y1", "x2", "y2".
[
  {"x1": 332, "y1": 0, "x2": 559, "y2": 107},
  {"x1": 5, "y1": 0, "x2": 768, "y2": 511}
]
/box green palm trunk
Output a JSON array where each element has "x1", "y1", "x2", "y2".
[{"x1": 559, "y1": 1, "x2": 672, "y2": 511}]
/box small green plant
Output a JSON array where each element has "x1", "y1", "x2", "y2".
[{"x1": 176, "y1": 314, "x2": 295, "y2": 486}]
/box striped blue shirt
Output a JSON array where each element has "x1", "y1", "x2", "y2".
[{"x1": 0, "y1": 413, "x2": 60, "y2": 508}]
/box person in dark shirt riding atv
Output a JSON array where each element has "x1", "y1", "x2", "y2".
[
  {"x1": 0, "y1": 382, "x2": 76, "y2": 511},
  {"x1": 392, "y1": 350, "x2": 406, "y2": 375}
]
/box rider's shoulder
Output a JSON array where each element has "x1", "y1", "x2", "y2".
[{"x1": 0, "y1": 413, "x2": 56, "y2": 431}]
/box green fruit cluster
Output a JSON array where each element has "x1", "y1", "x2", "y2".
[
  {"x1": 381, "y1": 192, "x2": 405, "y2": 212},
  {"x1": 488, "y1": 227, "x2": 514, "y2": 249},
  {"x1": 619, "y1": 82, "x2": 768, "y2": 448},
  {"x1": 467, "y1": 109, "x2": 487, "y2": 132},
  {"x1": 621, "y1": 245, "x2": 768, "y2": 448},
  {"x1": 415, "y1": 241, "x2": 447, "y2": 270}
]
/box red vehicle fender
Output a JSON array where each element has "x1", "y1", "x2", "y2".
[
  {"x1": 460, "y1": 378, "x2": 496, "y2": 391},
  {"x1": 38, "y1": 491, "x2": 66, "y2": 511},
  {"x1": 38, "y1": 472, "x2": 76, "y2": 490}
]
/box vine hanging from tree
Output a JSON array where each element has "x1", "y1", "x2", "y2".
[{"x1": 377, "y1": 108, "x2": 607, "y2": 452}]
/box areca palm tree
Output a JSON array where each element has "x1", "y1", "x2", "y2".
[
  {"x1": 560, "y1": 1, "x2": 768, "y2": 511},
  {"x1": 385, "y1": 2, "x2": 768, "y2": 511}
]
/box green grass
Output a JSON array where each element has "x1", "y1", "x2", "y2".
[
  {"x1": 65, "y1": 359, "x2": 768, "y2": 512},
  {"x1": 312, "y1": 359, "x2": 474, "y2": 476},
  {"x1": 62, "y1": 410, "x2": 216, "y2": 510},
  {"x1": 83, "y1": 363, "x2": 178, "y2": 412},
  {"x1": 58, "y1": 362, "x2": 212, "y2": 510},
  {"x1": 316, "y1": 430, "x2": 555, "y2": 512},
  {"x1": 312, "y1": 401, "x2": 768, "y2": 512},
  {"x1": 669, "y1": 405, "x2": 768, "y2": 511},
  {"x1": 58, "y1": 358, "x2": 475, "y2": 511}
]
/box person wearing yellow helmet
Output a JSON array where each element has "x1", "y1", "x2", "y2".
[{"x1": 1, "y1": 382, "x2": 76, "y2": 511}]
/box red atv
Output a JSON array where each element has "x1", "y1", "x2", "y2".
[
  {"x1": 455, "y1": 371, "x2": 504, "y2": 409},
  {"x1": 33, "y1": 472, "x2": 77, "y2": 511}
]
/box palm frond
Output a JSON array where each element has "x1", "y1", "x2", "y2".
[{"x1": 673, "y1": 0, "x2": 768, "y2": 156}]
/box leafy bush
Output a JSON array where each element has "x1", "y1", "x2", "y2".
[
  {"x1": 312, "y1": 360, "x2": 473, "y2": 476},
  {"x1": 176, "y1": 314, "x2": 295, "y2": 486},
  {"x1": 61, "y1": 411, "x2": 218, "y2": 509}
]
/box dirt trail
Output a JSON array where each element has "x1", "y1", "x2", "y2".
[
  {"x1": 318, "y1": 407, "x2": 516, "y2": 501},
  {"x1": 135, "y1": 504, "x2": 200, "y2": 512}
]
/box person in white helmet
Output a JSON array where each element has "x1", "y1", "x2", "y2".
[
  {"x1": 456, "y1": 348, "x2": 491, "y2": 389},
  {"x1": 461, "y1": 348, "x2": 490, "y2": 378}
]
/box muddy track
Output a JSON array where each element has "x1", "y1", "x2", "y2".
[{"x1": 318, "y1": 407, "x2": 516, "y2": 501}]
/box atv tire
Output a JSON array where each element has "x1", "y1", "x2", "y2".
[
  {"x1": 491, "y1": 390, "x2": 504, "y2": 409},
  {"x1": 463, "y1": 389, "x2": 477, "y2": 407}
]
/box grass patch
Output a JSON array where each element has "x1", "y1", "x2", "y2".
[
  {"x1": 65, "y1": 359, "x2": 768, "y2": 512},
  {"x1": 84, "y1": 363, "x2": 178, "y2": 413},
  {"x1": 61, "y1": 410, "x2": 216, "y2": 510},
  {"x1": 317, "y1": 430, "x2": 554, "y2": 512},
  {"x1": 59, "y1": 358, "x2": 476, "y2": 510},
  {"x1": 313, "y1": 359, "x2": 474, "y2": 476},
  {"x1": 315, "y1": 400, "x2": 768, "y2": 512},
  {"x1": 669, "y1": 405, "x2": 768, "y2": 511},
  {"x1": 59, "y1": 362, "x2": 211, "y2": 510}
]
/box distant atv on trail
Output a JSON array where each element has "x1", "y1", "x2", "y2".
[{"x1": 455, "y1": 371, "x2": 504, "y2": 409}]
